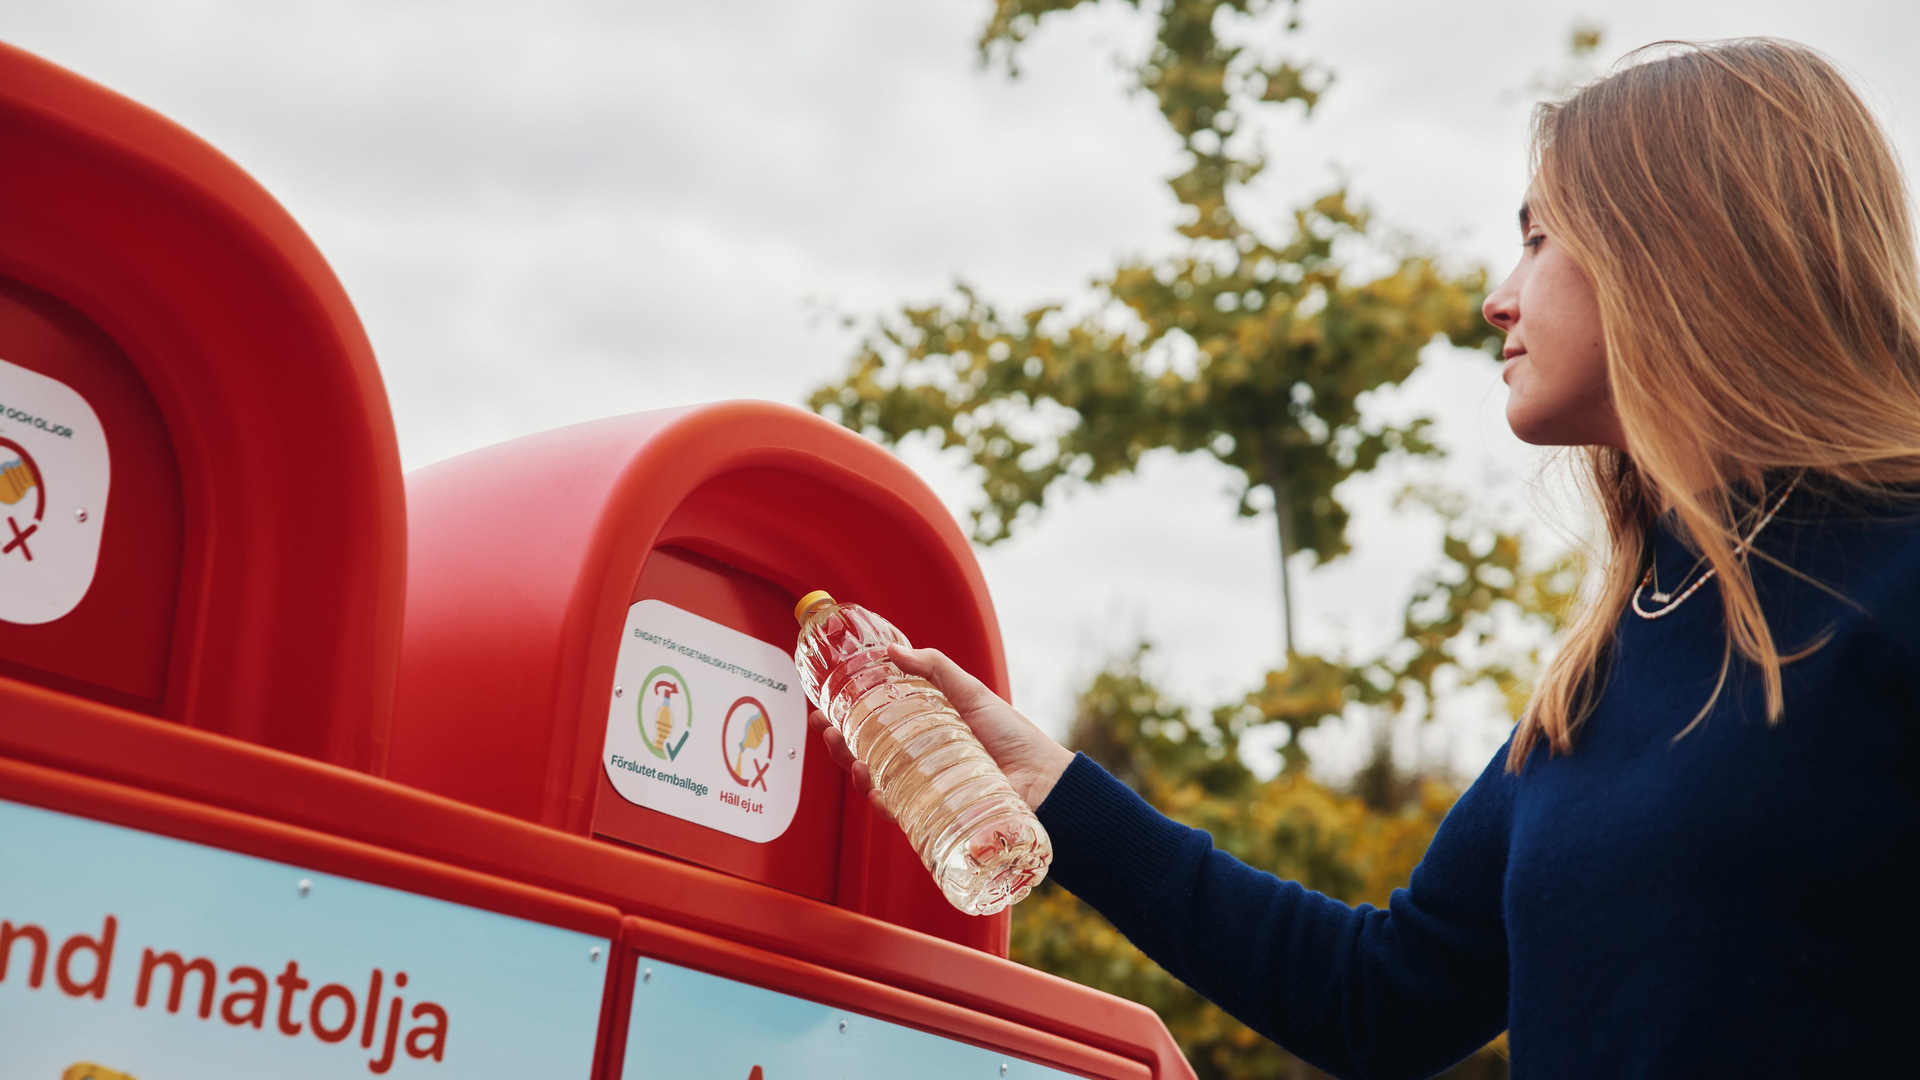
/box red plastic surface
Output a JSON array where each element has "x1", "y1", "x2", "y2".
[
  {"x1": 390, "y1": 402, "x2": 1015, "y2": 953},
  {"x1": 0, "y1": 41, "x2": 1197, "y2": 1080},
  {"x1": 0, "y1": 42, "x2": 404, "y2": 767},
  {"x1": 0, "y1": 678, "x2": 1195, "y2": 1079},
  {"x1": 0, "y1": 751, "x2": 621, "y2": 942}
]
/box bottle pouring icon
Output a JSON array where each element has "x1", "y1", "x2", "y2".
[
  {"x1": 0, "y1": 437, "x2": 45, "y2": 563},
  {"x1": 734, "y1": 710, "x2": 769, "y2": 779},
  {"x1": 653, "y1": 680, "x2": 678, "y2": 749}
]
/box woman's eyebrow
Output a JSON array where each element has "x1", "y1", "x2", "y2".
[{"x1": 1518, "y1": 202, "x2": 1532, "y2": 233}]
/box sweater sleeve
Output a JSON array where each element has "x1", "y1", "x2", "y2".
[{"x1": 1035, "y1": 746, "x2": 1516, "y2": 1080}]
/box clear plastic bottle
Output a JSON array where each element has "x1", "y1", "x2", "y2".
[{"x1": 793, "y1": 590, "x2": 1051, "y2": 916}]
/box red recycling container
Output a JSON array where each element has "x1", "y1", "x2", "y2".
[{"x1": 0, "y1": 39, "x2": 1194, "y2": 1080}]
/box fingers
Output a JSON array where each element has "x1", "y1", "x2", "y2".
[
  {"x1": 812, "y1": 701, "x2": 892, "y2": 826},
  {"x1": 888, "y1": 644, "x2": 1000, "y2": 711},
  {"x1": 812, "y1": 713, "x2": 878, "y2": 801},
  {"x1": 816, "y1": 718, "x2": 856, "y2": 773}
]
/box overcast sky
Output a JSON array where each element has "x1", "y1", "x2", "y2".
[{"x1": 8, "y1": 0, "x2": 1917, "y2": 780}]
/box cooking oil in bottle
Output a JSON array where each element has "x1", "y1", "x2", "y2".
[{"x1": 793, "y1": 591, "x2": 1050, "y2": 916}]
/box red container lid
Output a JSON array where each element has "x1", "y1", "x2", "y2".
[
  {"x1": 0, "y1": 42, "x2": 405, "y2": 769},
  {"x1": 390, "y1": 401, "x2": 1015, "y2": 953}
]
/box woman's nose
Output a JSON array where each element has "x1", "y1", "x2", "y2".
[{"x1": 1482, "y1": 279, "x2": 1518, "y2": 330}]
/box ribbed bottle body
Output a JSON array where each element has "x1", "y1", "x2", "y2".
[{"x1": 795, "y1": 600, "x2": 1050, "y2": 916}]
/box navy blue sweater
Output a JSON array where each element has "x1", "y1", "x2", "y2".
[{"x1": 1036, "y1": 485, "x2": 1920, "y2": 1078}]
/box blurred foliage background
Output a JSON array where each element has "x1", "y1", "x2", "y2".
[{"x1": 811, "y1": 1, "x2": 1586, "y2": 1076}]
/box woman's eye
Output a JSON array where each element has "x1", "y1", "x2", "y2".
[{"x1": 1523, "y1": 233, "x2": 1545, "y2": 251}]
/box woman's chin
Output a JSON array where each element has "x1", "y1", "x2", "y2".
[
  {"x1": 1505, "y1": 399, "x2": 1538, "y2": 443},
  {"x1": 1506, "y1": 404, "x2": 1572, "y2": 446}
]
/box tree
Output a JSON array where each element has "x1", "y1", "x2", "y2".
[
  {"x1": 1011, "y1": 494, "x2": 1573, "y2": 1079},
  {"x1": 801, "y1": 5, "x2": 1597, "y2": 1076},
  {"x1": 809, "y1": 0, "x2": 1502, "y2": 652}
]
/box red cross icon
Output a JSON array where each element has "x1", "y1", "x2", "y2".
[
  {"x1": 3, "y1": 516, "x2": 33, "y2": 561},
  {"x1": 749, "y1": 758, "x2": 770, "y2": 791}
]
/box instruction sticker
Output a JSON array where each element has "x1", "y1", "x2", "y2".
[
  {"x1": 601, "y1": 599, "x2": 806, "y2": 843},
  {"x1": 0, "y1": 357, "x2": 110, "y2": 625}
]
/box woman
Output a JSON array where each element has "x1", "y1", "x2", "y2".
[{"x1": 813, "y1": 38, "x2": 1918, "y2": 1078}]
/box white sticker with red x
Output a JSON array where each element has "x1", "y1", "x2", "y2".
[
  {"x1": 0, "y1": 357, "x2": 108, "y2": 625},
  {"x1": 600, "y1": 599, "x2": 807, "y2": 843}
]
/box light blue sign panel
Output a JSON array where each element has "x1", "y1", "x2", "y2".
[
  {"x1": 0, "y1": 798, "x2": 610, "y2": 1079},
  {"x1": 624, "y1": 958, "x2": 1080, "y2": 1080}
]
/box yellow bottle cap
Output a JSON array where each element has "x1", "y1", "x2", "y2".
[{"x1": 794, "y1": 590, "x2": 836, "y2": 622}]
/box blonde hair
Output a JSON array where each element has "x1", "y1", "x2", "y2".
[{"x1": 1511, "y1": 38, "x2": 1920, "y2": 770}]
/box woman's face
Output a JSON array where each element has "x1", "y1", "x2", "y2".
[{"x1": 1482, "y1": 199, "x2": 1626, "y2": 448}]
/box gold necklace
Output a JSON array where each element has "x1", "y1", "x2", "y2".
[{"x1": 1631, "y1": 472, "x2": 1802, "y2": 620}]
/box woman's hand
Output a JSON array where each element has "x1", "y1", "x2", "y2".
[{"x1": 807, "y1": 643, "x2": 1075, "y2": 824}]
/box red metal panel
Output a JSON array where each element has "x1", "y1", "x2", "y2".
[
  {"x1": 0, "y1": 755, "x2": 621, "y2": 943},
  {"x1": 0, "y1": 42, "x2": 404, "y2": 768},
  {"x1": 0, "y1": 681, "x2": 1193, "y2": 1078}
]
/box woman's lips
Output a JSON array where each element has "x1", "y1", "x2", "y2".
[{"x1": 1501, "y1": 349, "x2": 1526, "y2": 383}]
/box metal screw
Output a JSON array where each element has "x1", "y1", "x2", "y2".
[
  {"x1": 615, "y1": 685, "x2": 624, "y2": 698},
  {"x1": 642, "y1": 967, "x2": 652, "y2": 983},
  {"x1": 787, "y1": 748, "x2": 796, "y2": 759},
  {"x1": 589, "y1": 946, "x2": 602, "y2": 963},
  {"x1": 297, "y1": 878, "x2": 312, "y2": 897},
  {"x1": 1001, "y1": 1066, "x2": 1009, "y2": 1076},
  {"x1": 839, "y1": 1019, "x2": 848, "y2": 1033},
  {"x1": 74, "y1": 508, "x2": 88, "y2": 523}
]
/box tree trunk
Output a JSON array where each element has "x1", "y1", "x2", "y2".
[{"x1": 1260, "y1": 436, "x2": 1297, "y2": 658}]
